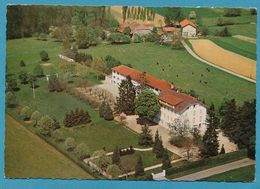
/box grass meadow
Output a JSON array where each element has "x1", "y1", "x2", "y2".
[{"x1": 5, "y1": 114, "x2": 94, "y2": 179}]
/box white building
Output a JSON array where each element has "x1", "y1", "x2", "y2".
[
  {"x1": 180, "y1": 19, "x2": 197, "y2": 38},
  {"x1": 109, "y1": 65, "x2": 207, "y2": 132}
]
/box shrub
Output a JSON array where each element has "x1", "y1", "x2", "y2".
[
  {"x1": 31, "y1": 111, "x2": 42, "y2": 126},
  {"x1": 40, "y1": 50, "x2": 49, "y2": 62},
  {"x1": 142, "y1": 33, "x2": 159, "y2": 42},
  {"x1": 32, "y1": 32, "x2": 39, "y2": 38},
  {"x1": 119, "y1": 146, "x2": 135, "y2": 156},
  {"x1": 63, "y1": 108, "x2": 91, "y2": 127},
  {"x1": 104, "y1": 55, "x2": 121, "y2": 72},
  {"x1": 38, "y1": 115, "x2": 55, "y2": 136},
  {"x1": 215, "y1": 27, "x2": 231, "y2": 37},
  {"x1": 6, "y1": 92, "x2": 17, "y2": 108},
  {"x1": 106, "y1": 164, "x2": 122, "y2": 178},
  {"x1": 133, "y1": 34, "x2": 142, "y2": 43},
  {"x1": 20, "y1": 60, "x2": 26, "y2": 67},
  {"x1": 52, "y1": 129, "x2": 65, "y2": 142},
  {"x1": 224, "y1": 8, "x2": 241, "y2": 17},
  {"x1": 20, "y1": 106, "x2": 32, "y2": 121},
  {"x1": 75, "y1": 52, "x2": 93, "y2": 65},
  {"x1": 74, "y1": 143, "x2": 90, "y2": 159},
  {"x1": 39, "y1": 33, "x2": 48, "y2": 41},
  {"x1": 18, "y1": 70, "x2": 28, "y2": 84},
  {"x1": 33, "y1": 64, "x2": 44, "y2": 77},
  {"x1": 48, "y1": 75, "x2": 63, "y2": 92},
  {"x1": 99, "y1": 102, "x2": 114, "y2": 121},
  {"x1": 200, "y1": 27, "x2": 209, "y2": 36},
  {"x1": 107, "y1": 33, "x2": 131, "y2": 44},
  {"x1": 92, "y1": 150, "x2": 110, "y2": 170},
  {"x1": 65, "y1": 137, "x2": 76, "y2": 151},
  {"x1": 6, "y1": 77, "x2": 19, "y2": 92}
]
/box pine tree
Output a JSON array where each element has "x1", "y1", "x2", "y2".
[
  {"x1": 155, "y1": 137, "x2": 164, "y2": 158},
  {"x1": 219, "y1": 99, "x2": 238, "y2": 141},
  {"x1": 103, "y1": 103, "x2": 114, "y2": 121},
  {"x1": 117, "y1": 76, "x2": 136, "y2": 115},
  {"x1": 112, "y1": 146, "x2": 120, "y2": 164},
  {"x1": 220, "y1": 144, "x2": 225, "y2": 154},
  {"x1": 162, "y1": 148, "x2": 172, "y2": 170},
  {"x1": 201, "y1": 104, "x2": 219, "y2": 158},
  {"x1": 135, "y1": 155, "x2": 144, "y2": 177},
  {"x1": 20, "y1": 60, "x2": 26, "y2": 67},
  {"x1": 153, "y1": 130, "x2": 160, "y2": 153},
  {"x1": 138, "y1": 125, "x2": 153, "y2": 146}
]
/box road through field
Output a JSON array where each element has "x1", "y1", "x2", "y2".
[
  {"x1": 172, "y1": 158, "x2": 255, "y2": 181},
  {"x1": 189, "y1": 39, "x2": 256, "y2": 80}
]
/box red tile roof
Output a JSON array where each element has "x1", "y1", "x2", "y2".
[
  {"x1": 162, "y1": 27, "x2": 177, "y2": 32},
  {"x1": 112, "y1": 65, "x2": 173, "y2": 91},
  {"x1": 179, "y1": 19, "x2": 196, "y2": 28},
  {"x1": 112, "y1": 65, "x2": 204, "y2": 113},
  {"x1": 159, "y1": 90, "x2": 202, "y2": 113},
  {"x1": 118, "y1": 22, "x2": 154, "y2": 34}
]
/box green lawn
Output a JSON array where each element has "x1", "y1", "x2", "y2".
[
  {"x1": 85, "y1": 43, "x2": 255, "y2": 107},
  {"x1": 7, "y1": 78, "x2": 142, "y2": 153},
  {"x1": 5, "y1": 114, "x2": 94, "y2": 179},
  {"x1": 208, "y1": 23, "x2": 257, "y2": 38},
  {"x1": 202, "y1": 165, "x2": 255, "y2": 182},
  {"x1": 209, "y1": 37, "x2": 256, "y2": 60}
]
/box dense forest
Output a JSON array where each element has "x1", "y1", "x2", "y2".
[{"x1": 7, "y1": 5, "x2": 118, "y2": 39}]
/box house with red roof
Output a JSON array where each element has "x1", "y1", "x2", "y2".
[
  {"x1": 109, "y1": 65, "x2": 207, "y2": 131},
  {"x1": 179, "y1": 19, "x2": 197, "y2": 38},
  {"x1": 118, "y1": 22, "x2": 155, "y2": 37}
]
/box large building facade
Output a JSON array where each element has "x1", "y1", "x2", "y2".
[{"x1": 109, "y1": 65, "x2": 207, "y2": 132}]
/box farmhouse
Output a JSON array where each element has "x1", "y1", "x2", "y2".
[
  {"x1": 109, "y1": 65, "x2": 207, "y2": 131},
  {"x1": 118, "y1": 22, "x2": 154, "y2": 36},
  {"x1": 179, "y1": 19, "x2": 197, "y2": 38}
]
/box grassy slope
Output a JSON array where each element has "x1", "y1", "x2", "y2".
[
  {"x1": 151, "y1": 7, "x2": 256, "y2": 38},
  {"x1": 5, "y1": 114, "x2": 94, "y2": 179},
  {"x1": 202, "y1": 165, "x2": 255, "y2": 182},
  {"x1": 208, "y1": 37, "x2": 256, "y2": 60},
  {"x1": 85, "y1": 43, "x2": 255, "y2": 107}
]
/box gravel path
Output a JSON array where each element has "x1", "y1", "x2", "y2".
[
  {"x1": 233, "y1": 35, "x2": 256, "y2": 44},
  {"x1": 172, "y1": 158, "x2": 255, "y2": 181}
]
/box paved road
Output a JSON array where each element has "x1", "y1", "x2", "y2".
[
  {"x1": 182, "y1": 40, "x2": 256, "y2": 83},
  {"x1": 172, "y1": 158, "x2": 255, "y2": 181}
]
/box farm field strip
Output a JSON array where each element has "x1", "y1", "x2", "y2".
[
  {"x1": 5, "y1": 114, "x2": 94, "y2": 179},
  {"x1": 189, "y1": 39, "x2": 256, "y2": 80}
]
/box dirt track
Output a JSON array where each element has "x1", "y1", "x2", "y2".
[
  {"x1": 190, "y1": 39, "x2": 256, "y2": 80},
  {"x1": 110, "y1": 6, "x2": 165, "y2": 26}
]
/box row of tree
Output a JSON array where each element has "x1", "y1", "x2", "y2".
[{"x1": 7, "y1": 5, "x2": 118, "y2": 39}]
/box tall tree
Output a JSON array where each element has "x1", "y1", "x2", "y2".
[
  {"x1": 135, "y1": 155, "x2": 144, "y2": 177},
  {"x1": 200, "y1": 104, "x2": 219, "y2": 158},
  {"x1": 164, "y1": 7, "x2": 183, "y2": 26},
  {"x1": 138, "y1": 125, "x2": 153, "y2": 146},
  {"x1": 135, "y1": 89, "x2": 160, "y2": 124},
  {"x1": 116, "y1": 76, "x2": 136, "y2": 115},
  {"x1": 162, "y1": 148, "x2": 172, "y2": 170},
  {"x1": 112, "y1": 146, "x2": 120, "y2": 164},
  {"x1": 219, "y1": 99, "x2": 238, "y2": 142}
]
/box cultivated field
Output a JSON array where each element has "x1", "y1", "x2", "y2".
[
  {"x1": 5, "y1": 114, "x2": 94, "y2": 179},
  {"x1": 209, "y1": 37, "x2": 256, "y2": 60},
  {"x1": 189, "y1": 39, "x2": 256, "y2": 80},
  {"x1": 110, "y1": 6, "x2": 165, "y2": 26}
]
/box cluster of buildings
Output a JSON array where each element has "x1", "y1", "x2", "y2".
[
  {"x1": 108, "y1": 65, "x2": 207, "y2": 132},
  {"x1": 118, "y1": 18, "x2": 197, "y2": 40}
]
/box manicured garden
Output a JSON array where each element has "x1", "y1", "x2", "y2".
[
  {"x1": 85, "y1": 42, "x2": 255, "y2": 107},
  {"x1": 5, "y1": 114, "x2": 94, "y2": 179},
  {"x1": 202, "y1": 165, "x2": 255, "y2": 182}
]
